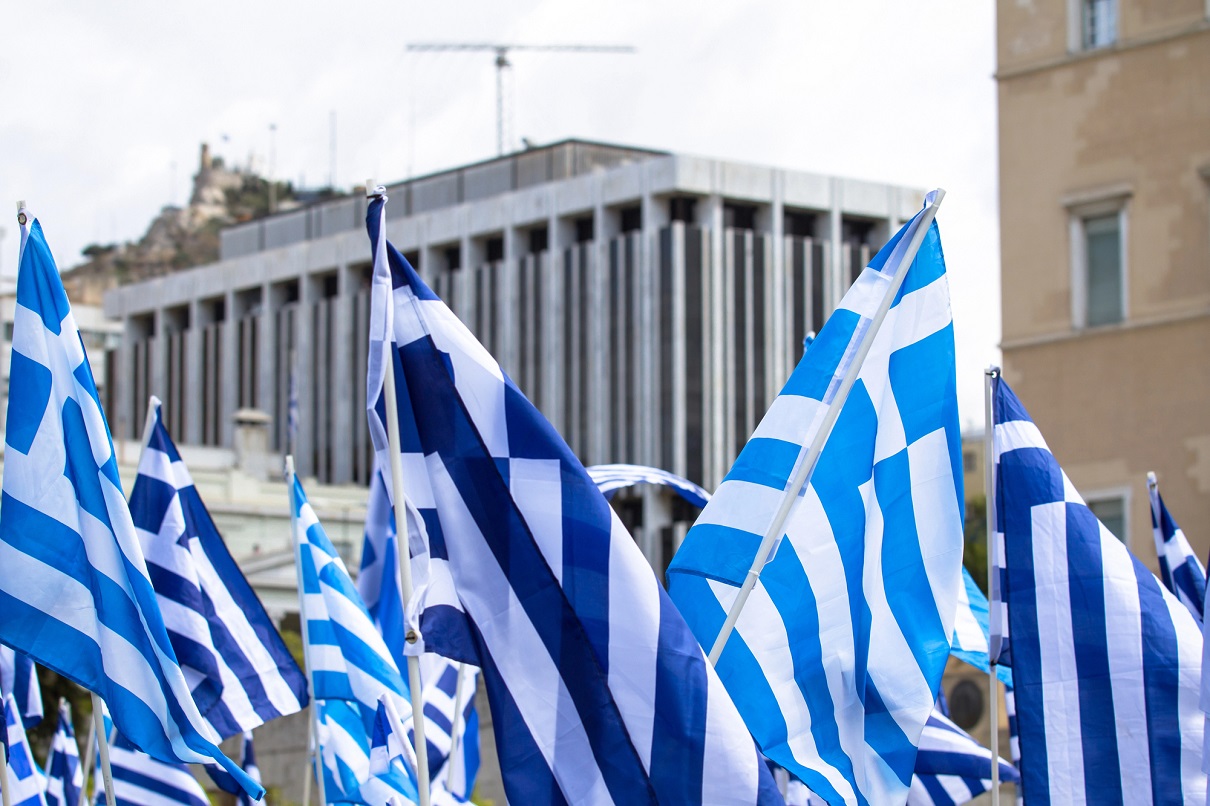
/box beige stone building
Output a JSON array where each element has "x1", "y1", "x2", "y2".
[{"x1": 997, "y1": 0, "x2": 1210, "y2": 560}]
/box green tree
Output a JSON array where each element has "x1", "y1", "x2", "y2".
[{"x1": 963, "y1": 495, "x2": 988, "y2": 594}]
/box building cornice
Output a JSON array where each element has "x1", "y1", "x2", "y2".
[
  {"x1": 1001, "y1": 306, "x2": 1210, "y2": 351},
  {"x1": 996, "y1": 18, "x2": 1210, "y2": 82}
]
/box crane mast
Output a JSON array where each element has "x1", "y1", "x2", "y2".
[{"x1": 406, "y1": 42, "x2": 636, "y2": 156}]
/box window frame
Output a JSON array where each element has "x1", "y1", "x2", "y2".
[
  {"x1": 1067, "y1": 192, "x2": 1130, "y2": 330},
  {"x1": 1068, "y1": 0, "x2": 1119, "y2": 52},
  {"x1": 1084, "y1": 486, "x2": 1132, "y2": 549}
]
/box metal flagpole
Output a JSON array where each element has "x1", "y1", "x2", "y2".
[
  {"x1": 287, "y1": 456, "x2": 327, "y2": 806},
  {"x1": 984, "y1": 366, "x2": 1001, "y2": 806},
  {"x1": 369, "y1": 181, "x2": 432, "y2": 806},
  {"x1": 301, "y1": 718, "x2": 313, "y2": 806},
  {"x1": 77, "y1": 697, "x2": 96, "y2": 806},
  {"x1": 707, "y1": 189, "x2": 946, "y2": 665},
  {"x1": 90, "y1": 694, "x2": 116, "y2": 806},
  {"x1": 445, "y1": 663, "x2": 469, "y2": 793}
]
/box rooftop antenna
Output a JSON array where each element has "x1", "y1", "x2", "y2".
[{"x1": 405, "y1": 42, "x2": 636, "y2": 156}]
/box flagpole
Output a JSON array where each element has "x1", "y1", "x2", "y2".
[
  {"x1": 135, "y1": 396, "x2": 161, "y2": 471},
  {"x1": 707, "y1": 189, "x2": 946, "y2": 665},
  {"x1": 77, "y1": 697, "x2": 96, "y2": 806},
  {"x1": 369, "y1": 181, "x2": 432, "y2": 806},
  {"x1": 445, "y1": 663, "x2": 469, "y2": 794},
  {"x1": 301, "y1": 718, "x2": 313, "y2": 806},
  {"x1": 984, "y1": 366, "x2": 1000, "y2": 806},
  {"x1": 90, "y1": 693, "x2": 116, "y2": 806},
  {"x1": 0, "y1": 721, "x2": 11, "y2": 806},
  {"x1": 286, "y1": 456, "x2": 327, "y2": 806}
]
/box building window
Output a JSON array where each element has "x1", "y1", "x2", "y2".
[
  {"x1": 1083, "y1": 0, "x2": 1117, "y2": 49},
  {"x1": 1087, "y1": 492, "x2": 1128, "y2": 545},
  {"x1": 1069, "y1": 197, "x2": 1127, "y2": 328}
]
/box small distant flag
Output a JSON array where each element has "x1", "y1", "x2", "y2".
[
  {"x1": 1147, "y1": 472, "x2": 1205, "y2": 621},
  {"x1": 2, "y1": 692, "x2": 46, "y2": 806},
  {"x1": 93, "y1": 729, "x2": 208, "y2": 806},
  {"x1": 43, "y1": 702, "x2": 82, "y2": 806},
  {"x1": 0, "y1": 648, "x2": 43, "y2": 730}
]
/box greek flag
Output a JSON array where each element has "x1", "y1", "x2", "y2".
[
  {"x1": 1147, "y1": 473, "x2": 1205, "y2": 621},
  {"x1": 357, "y1": 470, "x2": 480, "y2": 800},
  {"x1": 907, "y1": 710, "x2": 1017, "y2": 806},
  {"x1": 0, "y1": 210, "x2": 259, "y2": 800},
  {"x1": 204, "y1": 732, "x2": 261, "y2": 806},
  {"x1": 2, "y1": 692, "x2": 46, "y2": 806},
  {"x1": 950, "y1": 568, "x2": 1012, "y2": 687},
  {"x1": 43, "y1": 702, "x2": 82, "y2": 806},
  {"x1": 0, "y1": 649, "x2": 43, "y2": 730},
  {"x1": 93, "y1": 729, "x2": 208, "y2": 806},
  {"x1": 365, "y1": 193, "x2": 780, "y2": 804},
  {"x1": 586, "y1": 464, "x2": 711, "y2": 508},
  {"x1": 292, "y1": 475, "x2": 412, "y2": 733},
  {"x1": 319, "y1": 699, "x2": 417, "y2": 806},
  {"x1": 668, "y1": 192, "x2": 962, "y2": 805},
  {"x1": 129, "y1": 397, "x2": 308, "y2": 738},
  {"x1": 989, "y1": 375, "x2": 1205, "y2": 803}
]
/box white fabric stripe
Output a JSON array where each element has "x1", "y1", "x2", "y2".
[
  {"x1": 951, "y1": 577, "x2": 987, "y2": 653},
  {"x1": 605, "y1": 512, "x2": 659, "y2": 772},
  {"x1": 994, "y1": 419, "x2": 1048, "y2": 455},
  {"x1": 700, "y1": 651, "x2": 761, "y2": 806},
  {"x1": 695, "y1": 480, "x2": 796, "y2": 532},
  {"x1": 715, "y1": 578, "x2": 859, "y2": 804},
  {"x1": 107, "y1": 748, "x2": 206, "y2": 806},
  {"x1": 749, "y1": 395, "x2": 828, "y2": 448},
  {"x1": 836, "y1": 267, "x2": 893, "y2": 318},
  {"x1": 1030, "y1": 501, "x2": 1084, "y2": 805},
  {"x1": 906, "y1": 430, "x2": 963, "y2": 643},
  {"x1": 1097, "y1": 520, "x2": 1153, "y2": 797},
  {"x1": 509, "y1": 459, "x2": 565, "y2": 586},
  {"x1": 427, "y1": 455, "x2": 613, "y2": 804}
]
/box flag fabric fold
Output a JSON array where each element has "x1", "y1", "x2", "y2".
[
  {"x1": 43, "y1": 703, "x2": 82, "y2": 806},
  {"x1": 2, "y1": 692, "x2": 46, "y2": 806},
  {"x1": 318, "y1": 699, "x2": 418, "y2": 806},
  {"x1": 906, "y1": 710, "x2": 1017, "y2": 806},
  {"x1": 0, "y1": 648, "x2": 44, "y2": 730},
  {"x1": 364, "y1": 193, "x2": 781, "y2": 805},
  {"x1": 0, "y1": 211, "x2": 260, "y2": 800},
  {"x1": 586, "y1": 464, "x2": 711, "y2": 508},
  {"x1": 668, "y1": 192, "x2": 962, "y2": 805},
  {"x1": 129, "y1": 397, "x2": 308, "y2": 738},
  {"x1": 1147, "y1": 474, "x2": 1205, "y2": 622},
  {"x1": 990, "y1": 375, "x2": 1205, "y2": 804}
]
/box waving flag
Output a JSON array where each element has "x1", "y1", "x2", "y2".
[
  {"x1": 92, "y1": 729, "x2": 208, "y2": 806},
  {"x1": 0, "y1": 649, "x2": 43, "y2": 730},
  {"x1": 586, "y1": 464, "x2": 711, "y2": 508},
  {"x1": 43, "y1": 702, "x2": 82, "y2": 806},
  {"x1": 949, "y1": 569, "x2": 1012, "y2": 688},
  {"x1": 1147, "y1": 472, "x2": 1205, "y2": 621},
  {"x1": 205, "y1": 732, "x2": 261, "y2": 806},
  {"x1": 990, "y1": 375, "x2": 1205, "y2": 803},
  {"x1": 364, "y1": 192, "x2": 780, "y2": 804},
  {"x1": 0, "y1": 209, "x2": 259, "y2": 800},
  {"x1": 129, "y1": 397, "x2": 307, "y2": 738},
  {"x1": 318, "y1": 699, "x2": 418, "y2": 806},
  {"x1": 907, "y1": 710, "x2": 1017, "y2": 806},
  {"x1": 668, "y1": 191, "x2": 961, "y2": 805},
  {"x1": 2, "y1": 692, "x2": 46, "y2": 806},
  {"x1": 358, "y1": 469, "x2": 480, "y2": 801}
]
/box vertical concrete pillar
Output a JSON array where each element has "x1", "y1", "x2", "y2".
[
  {"x1": 151, "y1": 308, "x2": 166, "y2": 423},
  {"x1": 332, "y1": 264, "x2": 354, "y2": 483},
  {"x1": 185, "y1": 301, "x2": 204, "y2": 446},
  {"x1": 295, "y1": 273, "x2": 314, "y2": 478},
  {"x1": 702, "y1": 193, "x2": 726, "y2": 489},
  {"x1": 258, "y1": 281, "x2": 275, "y2": 449},
  {"x1": 828, "y1": 179, "x2": 844, "y2": 316},
  {"x1": 220, "y1": 290, "x2": 238, "y2": 447}
]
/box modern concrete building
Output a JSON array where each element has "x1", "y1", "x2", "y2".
[
  {"x1": 105, "y1": 139, "x2": 923, "y2": 571},
  {"x1": 997, "y1": 1, "x2": 1210, "y2": 557}
]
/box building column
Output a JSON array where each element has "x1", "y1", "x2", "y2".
[
  {"x1": 332, "y1": 264, "x2": 354, "y2": 484},
  {"x1": 768, "y1": 172, "x2": 787, "y2": 397},
  {"x1": 702, "y1": 193, "x2": 726, "y2": 489},
  {"x1": 150, "y1": 308, "x2": 167, "y2": 427},
  {"x1": 185, "y1": 301, "x2": 204, "y2": 446},
  {"x1": 828, "y1": 179, "x2": 844, "y2": 315},
  {"x1": 220, "y1": 290, "x2": 238, "y2": 447},
  {"x1": 295, "y1": 274, "x2": 314, "y2": 479},
  {"x1": 258, "y1": 281, "x2": 276, "y2": 445}
]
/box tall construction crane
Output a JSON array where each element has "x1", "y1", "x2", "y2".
[{"x1": 406, "y1": 43, "x2": 636, "y2": 156}]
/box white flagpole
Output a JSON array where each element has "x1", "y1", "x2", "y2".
[
  {"x1": 90, "y1": 694, "x2": 116, "y2": 806},
  {"x1": 77, "y1": 699, "x2": 96, "y2": 806},
  {"x1": 984, "y1": 366, "x2": 1001, "y2": 805},
  {"x1": 287, "y1": 456, "x2": 326, "y2": 806},
  {"x1": 369, "y1": 181, "x2": 432, "y2": 806},
  {"x1": 301, "y1": 717, "x2": 313, "y2": 806},
  {"x1": 707, "y1": 189, "x2": 946, "y2": 665},
  {"x1": 0, "y1": 723, "x2": 11, "y2": 806},
  {"x1": 445, "y1": 663, "x2": 469, "y2": 795}
]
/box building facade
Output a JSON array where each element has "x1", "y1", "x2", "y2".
[
  {"x1": 105, "y1": 139, "x2": 922, "y2": 568},
  {"x1": 997, "y1": 0, "x2": 1210, "y2": 556}
]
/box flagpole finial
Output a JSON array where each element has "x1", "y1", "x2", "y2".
[
  {"x1": 365, "y1": 180, "x2": 386, "y2": 200},
  {"x1": 1147, "y1": 470, "x2": 1157, "y2": 488},
  {"x1": 16, "y1": 201, "x2": 27, "y2": 226}
]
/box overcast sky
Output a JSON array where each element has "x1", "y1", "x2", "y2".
[{"x1": 1, "y1": 1, "x2": 999, "y2": 428}]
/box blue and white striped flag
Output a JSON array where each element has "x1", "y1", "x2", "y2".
[
  {"x1": 668, "y1": 192, "x2": 962, "y2": 805},
  {"x1": 292, "y1": 475, "x2": 413, "y2": 734},
  {"x1": 989, "y1": 375, "x2": 1205, "y2": 803},
  {"x1": 950, "y1": 568, "x2": 1013, "y2": 688},
  {"x1": 319, "y1": 699, "x2": 418, "y2": 806},
  {"x1": 129, "y1": 397, "x2": 308, "y2": 739},
  {"x1": 0, "y1": 648, "x2": 43, "y2": 730},
  {"x1": 364, "y1": 193, "x2": 781, "y2": 805},
  {"x1": 2, "y1": 692, "x2": 46, "y2": 806},
  {"x1": 43, "y1": 702, "x2": 82, "y2": 806},
  {"x1": 93, "y1": 729, "x2": 208, "y2": 806},
  {"x1": 0, "y1": 209, "x2": 260, "y2": 800},
  {"x1": 1147, "y1": 473, "x2": 1205, "y2": 622},
  {"x1": 586, "y1": 463, "x2": 711, "y2": 508},
  {"x1": 907, "y1": 710, "x2": 1017, "y2": 806},
  {"x1": 357, "y1": 468, "x2": 480, "y2": 801},
  {"x1": 204, "y1": 732, "x2": 261, "y2": 806}
]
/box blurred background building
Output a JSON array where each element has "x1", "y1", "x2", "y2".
[{"x1": 997, "y1": 0, "x2": 1210, "y2": 556}]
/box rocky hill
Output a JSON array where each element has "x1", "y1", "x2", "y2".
[{"x1": 62, "y1": 144, "x2": 338, "y2": 305}]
